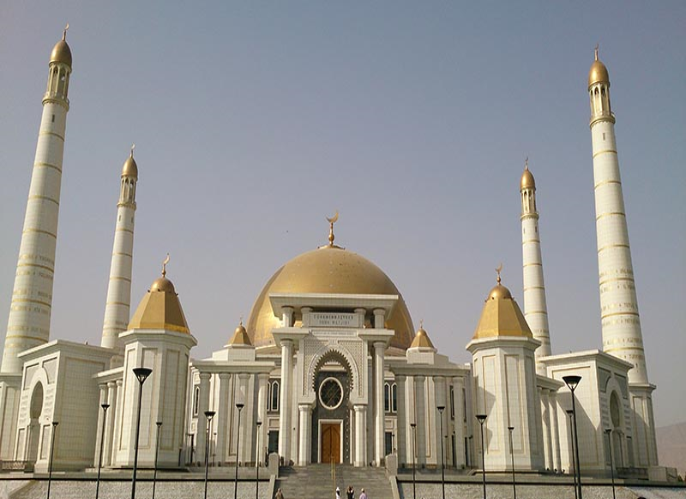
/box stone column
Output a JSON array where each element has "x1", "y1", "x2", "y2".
[
  {"x1": 237, "y1": 373, "x2": 251, "y2": 464},
  {"x1": 298, "y1": 404, "x2": 312, "y2": 466},
  {"x1": 215, "y1": 373, "x2": 230, "y2": 464},
  {"x1": 196, "y1": 372, "x2": 211, "y2": 464},
  {"x1": 373, "y1": 341, "x2": 386, "y2": 466},
  {"x1": 549, "y1": 391, "x2": 562, "y2": 472},
  {"x1": 256, "y1": 373, "x2": 269, "y2": 464},
  {"x1": 541, "y1": 389, "x2": 554, "y2": 470},
  {"x1": 415, "y1": 375, "x2": 426, "y2": 466},
  {"x1": 396, "y1": 375, "x2": 407, "y2": 466},
  {"x1": 279, "y1": 340, "x2": 293, "y2": 463},
  {"x1": 94, "y1": 383, "x2": 108, "y2": 466},
  {"x1": 354, "y1": 405, "x2": 368, "y2": 467},
  {"x1": 104, "y1": 381, "x2": 118, "y2": 466},
  {"x1": 452, "y1": 377, "x2": 466, "y2": 468},
  {"x1": 434, "y1": 376, "x2": 447, "y2": 467},
  {"x1": 111, "y1": 379, "x2": 123, "y2": 466}
]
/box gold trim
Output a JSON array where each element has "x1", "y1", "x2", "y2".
[
  {"x1": 112, "y1": 251, "x2": 133, "y2": 258},
  {"x1": 593, "y1": 149, "x2": 617, "y2": 158},
  {"x1": 28, "y1": 195, "x2": 59, "y2": 206},
  {"x1": 22, "y1": 228, "x2": 57, "y2": 238},
  {"x1": 523, "y1": 263, "x2": 542, "y2": 268},
  {"x1": 111, "y1": 276, "x2": 132, "y2": 283},
  {"x1": 523, "y1": 286, "x2": 545, "y2": 291},
  {"x1": 105, "y1": 301, "x2": 130, "y2": 307},
  {"x1": 525, "y1": 310, "x2": 548, "y2": 315},
  {"x1": 598, "y1": 243, "x2": 630, "y2": 253},
  {"x1": 39, "y1": 130, "x2": 65, "y2": 141},
  {"x1": 17, "y1": 262, "x2": 54, "y2": 272},
  {"x1": 604, "y1": 346, "x2": 645, "y2": 354},
  {"x1": 594, "y1": 179, "x2": 621, "y2": 189},
  {"x1": 116, "y1": 228, "x2": 134, "y2": 234},
  {"x1": 596, "y1": 212, "x2": 626, "y2": 221},
  {"x1": 33, "y1": 161, "x2": 62, "y2": 173},
  {"x1": 599, "y1": 277, "x2": 635, "y2": 285},
  {"x1": 522, "y1": 239, "x2": 541, "y2": 244},
  {"x1": 10, "y1": 298, "x2": 52, "y2": 308},
  {"x1": 601, "y1": 311, "x2": 640, "y2": 319}
]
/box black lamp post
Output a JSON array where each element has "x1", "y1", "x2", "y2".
[
  {"x1": 234, "y1": 403, "x2": 244, "y2": 499},
  {"x1": 508, "y1": 426, "x2": 516, "y2": 499},
  {"x1": 476, "y1": 414, "x2": 487, "y2": 499},
  {"x1": 131, "y1": 367, "x2": 152, "y2": 499},
  {"x1": 604, "y1": 429, "x2": 616, "y2": 499},
  {"x1": 437, "y1": 406, "x2": 446, "y2": 499},
  {"x1": 563, "y1": 375, "x2": 582, "y2": 499},
  {"x1": 256, "y1": 421, "x2": 262, "y2": 499},
  {"x1": 95, "y1": 404, "x2": 110, "y2": 499},
  {"x1": 204, "y1": 411, "x2": 215, "y2": 499},
  {"x1": 152, "y1": 421, "x2": 162, "y2": 499},
  {"x1": 410, "y1": 422, "x2": 417, "y2": 499},
  {"x1": 566, "y1": 409, "x2": 578, "y2": 499},
  {"x1": 46, "y1": 421, "x2": 59, "y2": 499}
]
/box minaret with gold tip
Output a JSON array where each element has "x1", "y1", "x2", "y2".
[
  {"x1": 1, "y1": 28, "x2": 73, "y2": 374},
  {"x1": 100, "y1": 147, "x2": 139, "y2": 351},
  {"x1": 588, "y1": 48, "x2": 657, "y2": 465},
  {"x1": 520, "y1": 160, "x2": 552, "y2": 373}
]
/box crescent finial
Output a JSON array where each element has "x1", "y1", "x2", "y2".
[
  {"x1": 63, "y1": 23, "x2": 69, "y2": 41},
  {"x1": 162, "y1": 253, "x2": 170, "y2": 277},
  {"x1": 496, "y1": 263, "x2": 503, "y2": 284},
  {"x1": 326, "y1": 210, "x2": 339, "y2": 246}
]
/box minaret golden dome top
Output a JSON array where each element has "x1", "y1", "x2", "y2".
[
  {"x1": 588, "y1": 45, "x2": 609, "y2": 88},
  {"x1": 121, "y1": 145, "x2": 139, "y2": 179},
  {"x1": 128, "y1": 255, "x2": 190, "y2": 334},
  {"x1": 520, "y1": 158, "x2": 535, "y2": 191},
  {"x1": 410, "y1": 320, "x2": 436, "y2": 349},
  {"x1": 50, "y1": 24, "x2": 72, "y2": 68}
]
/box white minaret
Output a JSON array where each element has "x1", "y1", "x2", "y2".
[
  {"x1": 588, "y1": 48, "x2": 658, "y2": 465},
  {"x1": 520, "y1": 160, "x2": 552, "y2": 374},
  {"x1": 1, "y1": 29, "x2": 73, "y2": 374},
  {"x1": 100, "y1": 148, "x2": 139, "y2": 351}
]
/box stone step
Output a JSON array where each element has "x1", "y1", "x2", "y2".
[{"x1": 278, "y1": 465, "x2": 394, "y2": 499}]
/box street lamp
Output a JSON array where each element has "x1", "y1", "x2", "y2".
[
  {"x1": 410, "y1": 422, "x2": 417, "y2": 499},
  {"x1": 256, "y1": 421, "x2": 262, "y2": 499},
  {"x1": 604, "y1": 429, "x2": 616, "y2": 499},
  {"x1": 95, "y1": 404, "x2": 110, "y2": 499},
  {"x1": 152, "y1": 421, "x2": 162, "y2": 499},
  {"x1": 204, "y1": 411, "x2": 216, "y2": 499},
  {"x1": 476, "y1": 414, "x2": 487, "y2": 499},
  {"x1": 437, "y1": 406, "x2": 446, "y2": 499},
  {"x1": 508, "y1": 426, "x2": 516, "y2": 499},
  {"x1": 46, "y1": 421, "x2": 59, "y2": 499},
  {"x1": 563, "y1": 375, "x2": 582, "y2": 499},
  {"x1": 131, "y1": 367, "x2": 152, "y2": 499},
  {"x1": 566, "y1": 409, "x2": 577, "y2": 499},
  {"x1": 234, "y1": 402, "x2": 245, "y2": 499}
]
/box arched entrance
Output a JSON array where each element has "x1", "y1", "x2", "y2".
[
  {"x1": 609, "y1": 391, "x2": 624, "y2": 467},
  {"x1": 27, "y1": 383, "x2": 44, "y2": 464}
]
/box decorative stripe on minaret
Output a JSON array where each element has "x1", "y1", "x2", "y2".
[
  {"x1": 1, "y1": 33, "x2": 72, "y2": 374},
  {"x1": 520, "y1": 159, "x2": 552, "y2": 374}
]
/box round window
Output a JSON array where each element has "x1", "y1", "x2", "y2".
[{"x1": 319, "y1": 377, "x2": 344, "y2": 410}]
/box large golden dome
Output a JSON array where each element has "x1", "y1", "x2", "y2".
[{"x1": 247, "y1": 245, "x2": 415, "y2": 350}]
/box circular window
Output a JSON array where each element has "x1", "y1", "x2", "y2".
[{"x1": 319, "y1": 377, "x2": 344, "y2": 410}]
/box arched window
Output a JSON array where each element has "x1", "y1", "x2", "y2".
[
  {"x1": 193, "y1": 385, "x2": 200, "y2": 416},
  {"x1": 450, "y1": 387, "x2": 455, "y2": 419},
  {"x1": 384, "y1": 383, "x2": 391, "y2": 413},
  {"x1": 270, "y1": 380, "x2": 280, "y2": 412},
  {"x1": 391, "y1": 383, "x2": 398, "y2": 413}
]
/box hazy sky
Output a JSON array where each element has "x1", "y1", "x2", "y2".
[{"x1": 0, "y1": 2, "x2": 684, "y2": 427}]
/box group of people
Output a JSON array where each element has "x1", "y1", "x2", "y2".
[
  {"x1": 336, "y1": 485, "x2": 367, "y2": 499},
  {"x1": 274, "y1": 484, "x2": 368, "y2": 499}
]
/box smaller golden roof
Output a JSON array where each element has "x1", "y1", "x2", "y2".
[
  {"x1": 122, "y1": 146, "x2": 138, "y2": 179},
  {"x1": 588, "y1": 46, "x2": 609, "y2": 88},
  {"x1": 50, "y1": 26, "x2": 72, "y2": 68},
  {"x1": 128, "y1": 262, "x2": 190, "y2": 334},
  {"x1": 473, "y1": 270, "x2": 532, "y2": 340},
  {"x1": 410, "y1": 322, "x2": 435, "y2": 349},
  {"x1": 520, "y1": 160, "x2": 535, "y2": 190},
  {"x1": 228, "y1": 321, "x2": 253, "y2": 346}
]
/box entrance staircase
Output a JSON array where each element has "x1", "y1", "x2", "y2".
[{"x1": 278, "y1": 464, "x2": 394, "y2": 499}]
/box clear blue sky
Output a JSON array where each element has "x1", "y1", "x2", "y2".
[{"x1": 0, "y1": 2, "x2": 684, "y2": 426}]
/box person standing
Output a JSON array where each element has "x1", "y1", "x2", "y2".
[
  {"x1": 359, "y1": 488, "x2": 367, "y2": 499},
  {"x1": 336, "y1": 486, "x2": 342, "y2": 499},
  {"x1": 274, "y1": 487, "x2": 284, "y2": 499},
  {"x1": 346, "y1": 485, "x2": 355, "y2": 499}
]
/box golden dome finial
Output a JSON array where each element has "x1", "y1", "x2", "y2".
[
  {"x1": 130, "y1": 143, "x2": 135, "y2": 157},
  {"x1": 63, "y1": 23, "x2": 69, "y2": 41},
  {"x1": 524, "y1": 156, "x2": 529, "y2": 170},
  {"x1": 496, "y1": 263, "x2": 503, "y2": 284},
  {"x1": 595, "y1": 43, "x2": 599, "y2": 61},
  {"x1": 326, "y1": 211, "x2": 339, "y2": 247},
  {"x1": 162, "y1": 253, "x2": 170, "y2": 277}
]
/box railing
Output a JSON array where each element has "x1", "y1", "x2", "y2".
[{"x1": 0, "y1": 460, "x2": 32, "y2": 472}]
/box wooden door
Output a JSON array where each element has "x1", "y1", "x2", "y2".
[{"x1": 321, "y1": 423, "x2": 341, "y2": 463}]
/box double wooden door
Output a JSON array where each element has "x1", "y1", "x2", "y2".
[{"x1": 321, "y1": 423, "x2": 341, "y2": 463}]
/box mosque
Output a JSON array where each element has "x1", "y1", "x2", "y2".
[{"x1": 0, "y1": 31, "x2": 665, "y2": 482}]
